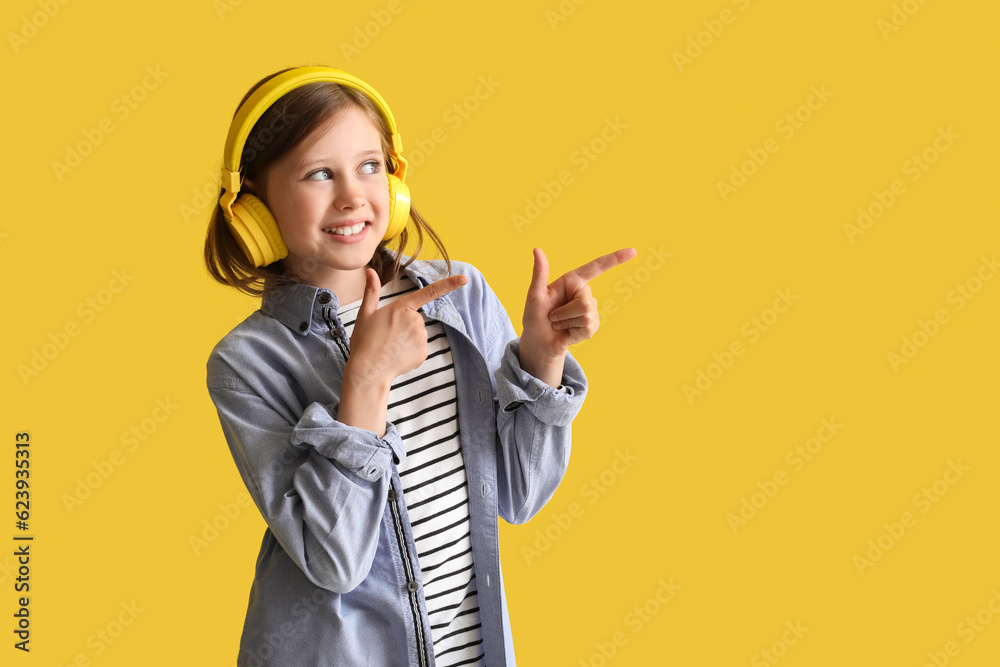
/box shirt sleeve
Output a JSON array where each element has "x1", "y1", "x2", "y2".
[
  {"x1": 495, "y1": 338, "x2": 586, "y2": 424},
  {"x1": 207, "y1": 357, "x2": 402, "y2": 594}
]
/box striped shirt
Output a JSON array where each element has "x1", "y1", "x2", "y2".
[{"x1": 339, "y1": 275, "x2": 485, "y2": 667}]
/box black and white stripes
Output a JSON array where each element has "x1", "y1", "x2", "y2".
[{"x1": 339, "y1": 276, "x2": 485, "y2": 667}]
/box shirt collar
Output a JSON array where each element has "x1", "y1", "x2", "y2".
[{"x1": 260, "y1": 256, "x2": 461, "y2": 336}]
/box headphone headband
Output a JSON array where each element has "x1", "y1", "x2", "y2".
[{"x1": 220, "y1": 66, "x2": 406, "y2": 219}]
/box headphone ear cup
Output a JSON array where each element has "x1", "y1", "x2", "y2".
[
  {"x1": 383, "y1": 174, "x2": 411, "y2": 241},
  {"x1": 228, "y1": 193, "x2": 289, "y2": 268}
]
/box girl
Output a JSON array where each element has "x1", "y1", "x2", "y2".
[{"x1": 204, "y1": 66, "x2": 634, "y2": 666}]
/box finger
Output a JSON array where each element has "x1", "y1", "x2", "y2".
[
  {"x1": 548, "y1": 301, "x2": 589, "y2": 322},
  {"x1": 357, "y1": 269, "x2": 382, "y2": 321},
  {"x1": 529, "y1": 247, "x2": 550, "y2": 293},
  {"x1": 400, "y1": 274, "x2": 468, "y2": 311},
  {"x1": 548, "y1": 285, "x2": 594, "y2": 321},
  {"x1": 563, "y1": 247, "x2": 637, "y2": 287},
  {"x1": 551, "y1": 313, "x2": 598, "y2": 331}
]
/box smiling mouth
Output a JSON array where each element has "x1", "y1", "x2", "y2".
[{"x1": 322, "y1": 222, "x2": 367, "y2": 237}]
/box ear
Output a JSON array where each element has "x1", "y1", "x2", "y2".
[{"x1": 242, "y1": 177, "x2": 259, "y2": 195}]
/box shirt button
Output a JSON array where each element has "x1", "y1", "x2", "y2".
[
  {"x1": 318, "y1": 292, "x2": 331, "y2": 304},
  {"x1": 388, "y1": 489, "x2": 397, "y2": 501},
  {"x1": 298, "y1": 322, "x2": 308, "y2": 332},
  {"x1": 407, "y1": 580, "x2": 420, "y2": 593}
]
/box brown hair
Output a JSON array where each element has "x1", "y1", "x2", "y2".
[{"x1": 204, "y1": 67, "x2": 450, "y2": 297}]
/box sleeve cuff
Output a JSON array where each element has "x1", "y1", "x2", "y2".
[
  {"x1": 291, "y1": 403, "x2": 405, "y2": 481},
  {"x1": 494, "y1": 339, "x2": 588, "y2": 426}
]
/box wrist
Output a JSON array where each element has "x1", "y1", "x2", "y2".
[
  {"x1": 518, "y1": 337, "x2": 565, "y2": 388},
  {"x1": 339, "y1": 360, "x2": 392, "y2": 436},
  {"x1": 343, "y1": 357, "x2": 393, "y2": 394}
]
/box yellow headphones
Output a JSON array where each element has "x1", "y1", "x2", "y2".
[{"x1": 219, "y1": 66, "x2": 411, "y2": 267}]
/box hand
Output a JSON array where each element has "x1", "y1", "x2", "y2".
[
  {"x1": 338, "y1": 269, "x2": 467, "y2": 436},
  {"x1": 347, "y1": 269, "x2": 468, "y2": 385},
  {"x1": 520, "y1": 247, "x2": 637, "y2": 386}
]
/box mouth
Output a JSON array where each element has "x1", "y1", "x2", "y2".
[{"x1": 322, "y1": 222, "x2": 368, "y2": 237}]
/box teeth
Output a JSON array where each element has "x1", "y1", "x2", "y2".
[{"x1": 323, "y1": 222, "x2": 366, "y2": 236}]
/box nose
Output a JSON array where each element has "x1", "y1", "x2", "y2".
[{"x1": 333, "y1": 176, "x2": 365, "y2": 211}]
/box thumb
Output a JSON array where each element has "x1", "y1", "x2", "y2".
[
  {"x1": 529, "y1": 247, "x2": 549, "y2": 294},
  {"x1": 357, "y1": 268, "x2": 381, "y2": 322}
]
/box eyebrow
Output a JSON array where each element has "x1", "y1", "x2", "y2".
[{"x1": 301, "y1": 149, "x2": 383, "y2": 168}]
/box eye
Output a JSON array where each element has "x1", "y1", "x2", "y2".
[
  {"x1": 360, "y1": 160, "x2": 381, "y2": 175},
  {"x1": 305, "y1": 168, "x2": 332, "y2": 181}
]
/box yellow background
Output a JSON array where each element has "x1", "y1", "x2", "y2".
[{"x1": 2, "y1": 0, "x2": 998, "y2": 664}]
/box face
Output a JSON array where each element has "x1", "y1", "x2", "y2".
[{"x1": 254, "y1": 105, "x2": 390, "y2": 295}]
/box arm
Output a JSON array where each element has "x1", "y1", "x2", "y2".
[
  {"x1": 479, "y1": 248, "x2": 636, "y2": 522},
  {"x1": 493, "y1": 328, "x2": 588, "y2": 525},
  {"x1": 207, "y1": 365, "x2": 404, "y2": 594},
  {"x1": 205, "y1": 272, "x2": 468, "y2": 592},
  {"x1": 450, "y1": 265, "x2": 586, "y2": 525}
]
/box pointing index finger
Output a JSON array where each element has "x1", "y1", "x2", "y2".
[
  {"x1": 565, "y1": 247, "x2": 637, "y2": 286},
  {"x1": 400, "y1": 274, "x2": 469, "y2": 311}
]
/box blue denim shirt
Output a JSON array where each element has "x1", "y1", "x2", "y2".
[{"x1": 206, "y1": 258, "x2": 587, "y2": 666}]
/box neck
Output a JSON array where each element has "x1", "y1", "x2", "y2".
[{"x1": 282, "y1": 262, "x2": 369, "y2": 304}]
